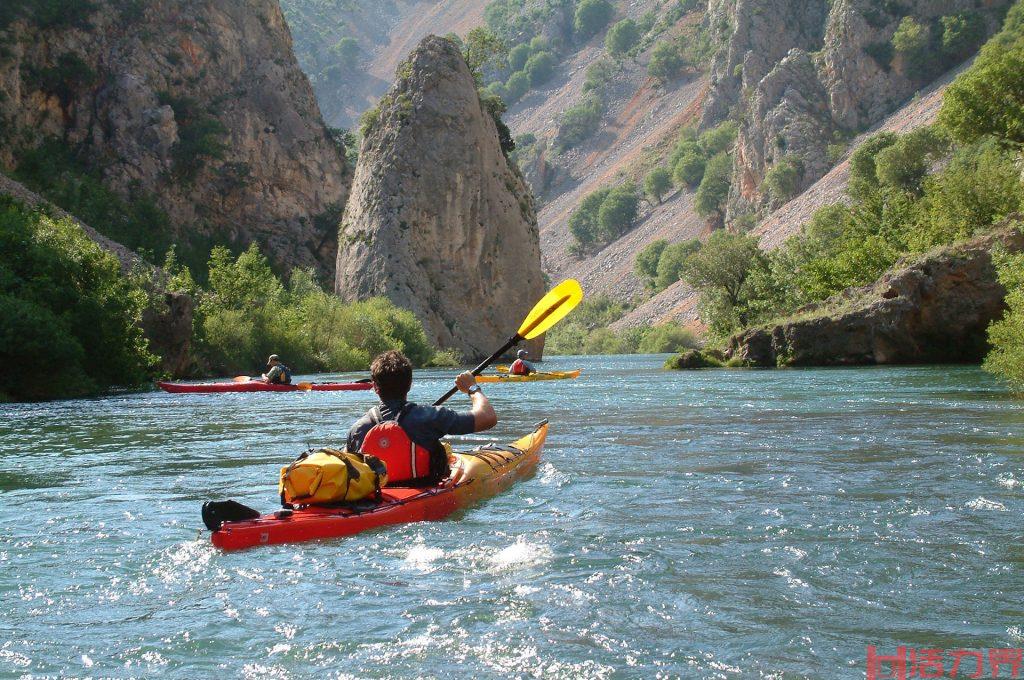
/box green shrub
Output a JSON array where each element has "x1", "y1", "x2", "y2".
[
  {"x1": 567, "y1": 187, "x2": 611, "y2": 248},
  {"x1": 941, "y1": 12, "x2": 987, "y2": 62},
  {"x1": 556, "y1": 92, "x2": 604, "y2": 150},
  {"x1": 940, "y1": 4, "x2": 1024, "y2": 147},
  {"x1": 636, "y1": 323, "x2": 698, "y2": 353},
  {"x1": 655, "y1": 239, "x2": 701, "y2": 291},
  {"x1": 330, "y1": 37, "x2": 360, "y2": 70},
  {"x1": 984, "y1": 246, "x2": 1024, "y2": 390},
  {"x1": 509, "y1": 42, "x2": 531, "y2": 71},
  {"x1": 605, "y1": 19, "x2": 640, "y2": 57},
  {"x1": 0, "y1": 195, "x2": 155, "y2": 401},
  {"x1": 671, "y1": 146, "x2": 706, "y2": 188},
  {"x1": 763, "y1": 155, "x2": 804, "y2": 203},
  {"x1": 574, "y1": 0, "x2": 615, "y2": 41},
  {"x1": 524, "y1": 50, "x2": 556, "y2": 88},
  {"x1": 699, "y1": 120, "x2": 738, "y2": 155},
  {"x1": 648, "y1": 41, "x2": 685, "y2": 83},
  {"x1": 694, "y1": 152, "x2": 733, "y2": 219},
  {"x1": 158, "y1": 93, "x2": 228, "y2": 182},
  {"x1": 195, "y1": 246, "x2": 442, "y2": 375},
  {"x1": 872, "y1": 126, "x2": 949, "y2": 194},
  {"x1": 597, "y1": 182, "x2": 640, "y2": 241},
  {"x1": 504, "y1": 70, "x2": 531, "y2": 102},
  {"x1": 583, "y1": 57, "x2": 617, "y2": 92},
  {"x1": 847, "y1": 132, "x2": 898, "y2": 201},
  {"x1": 635, "y1": 239, "x2": 669, "y2": 289},
  {"x1": 891, "y1": 16, "x2": 931, "y2": 79},
  {"x1": 644, "y1": 166, "x2": 673, "y2": 203}
]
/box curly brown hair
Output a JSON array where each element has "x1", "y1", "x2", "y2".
[{"x1": 371, "y1": 350, "x2": 413, "y2": 400}]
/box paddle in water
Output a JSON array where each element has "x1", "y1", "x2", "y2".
[{"x1": 433, "y1": 278, "x2": 583, "y2": 406}]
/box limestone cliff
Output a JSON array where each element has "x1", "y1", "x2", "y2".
[
  {"x1": 724, "y1": 223, "x2": 1024, "y2": 367},
  {"x1": 334, "y1": 36, "x2": 546, "y2": 361},
  {"x1": 702, "y1": 0, "x2": 1013, "y2": 222},
  {"x1": 0, "y1": 0, "x2": 349, "y2": 277}
]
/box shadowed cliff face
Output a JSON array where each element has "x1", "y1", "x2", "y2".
[
  {"x1": 0, "y1": 0, "x2": 349, "y2": 278},
  {"x1": 334, "y1": 35, "x2": 546, "y2": 361}
]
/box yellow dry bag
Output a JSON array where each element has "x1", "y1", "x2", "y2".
[{"x1": 278, "y1": 448, "x2": 388, "y2": 506}]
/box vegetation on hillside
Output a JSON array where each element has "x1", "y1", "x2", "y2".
[
  {"x1": 659, "y1": 1, "x2": 1024, "y2": 356},
  {"x1": 544, "y1": 296, "x2": 698, "y2": 355},
  {"x1": 0, "y1": 196, "x2": 155, "y2": 401}
]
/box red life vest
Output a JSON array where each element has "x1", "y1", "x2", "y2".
[
  {"x1": 509, "y1": 359, "x2": 530, "y2": 375},
  {"x1": 359, "y1": 406, "x2": 434, "y2": 485}
]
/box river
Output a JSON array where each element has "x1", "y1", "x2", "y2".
[{"x1": 1, "y1": 355, "x2": 1022, "y2": 678}]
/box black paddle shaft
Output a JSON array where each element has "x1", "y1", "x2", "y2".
[{"x1": 433, "y1": 334, "x2": 522, "y2": 406}]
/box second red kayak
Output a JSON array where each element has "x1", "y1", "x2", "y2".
[{"x1": 157, "y1": 380, "x2": 372, "y2": 393}]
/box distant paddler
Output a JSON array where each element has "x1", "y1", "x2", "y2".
[
  {"x1": 507, "y1": 349, "x2": 535, "y2": 376},
  {"x1": 260, "y1": 354, "x2": 293, "y2": 385}
]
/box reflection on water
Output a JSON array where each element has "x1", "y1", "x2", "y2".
[{"x1": 1, "y1": 358, "x2": 1023, "y2": 678}]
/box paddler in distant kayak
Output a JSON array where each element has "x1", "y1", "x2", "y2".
[
  {"x1": 507, "y1": 349, "x2": 535, "y2": 376},
  {"x1": 347, "y1": 350, "x2": 497, "y2": 485},
  {"x1": 261, "y1": 354, "x2": 293, "y2": 385}
]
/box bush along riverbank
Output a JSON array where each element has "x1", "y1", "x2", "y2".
[
  {"x1": 0, "y1": 195, "x2": 456, "y2": 402},
  {"x1": 664, "y1": 2, "x2": 1024, "y2": 386}
]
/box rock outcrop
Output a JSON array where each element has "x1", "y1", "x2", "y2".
[
  {"x1": 704, "y1": 0, "x2": 1013, "y2": 222},
  {"x1": 0, "y1": 0, "x2": 349, "y2": 277},
  {"x1": 334, "y1": 36, "x2": 546, "y2": 361},
  {"x1": 724, "y1": 224, "x2": 1024, "y2": 367}
]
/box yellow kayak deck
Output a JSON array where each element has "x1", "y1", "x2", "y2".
[{"x1": 477, "y1": 369, "x2": 581, "y2": 383}]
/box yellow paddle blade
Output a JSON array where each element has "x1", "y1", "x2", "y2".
[
  {"x1": 233, "y1": 376, "x2": 251, "y2": 383},
  {"x1": 517, "y1": 279, "x2": 583, "y2": 340},
  {"x1": 296, "y1": 382, "x2": 313, "y2": 391}
]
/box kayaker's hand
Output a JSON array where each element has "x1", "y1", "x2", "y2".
[{"x1": 455, "y1": 371, "x2": 477, "y2": 394}]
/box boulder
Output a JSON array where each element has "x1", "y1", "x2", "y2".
[
  {"x1": 725, "y1": 224, "x2": 1024, "y2": 366},
  {"x1": 334, "y1": 36, "x2": 546, "y2": 361}
]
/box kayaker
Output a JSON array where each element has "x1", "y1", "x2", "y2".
[
  {"x1": 347, "y1": 350, "x2": 497, "y2": 484},
  {"x1": 261, "y1": 354, "x2": 293, "y2": 385},
  {"x1": 508, "y1": 349, "x2": 535, "y2": 376}
]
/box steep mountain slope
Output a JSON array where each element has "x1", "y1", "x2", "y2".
[
  {"x1": 280, "y1": 0, "x2": 485, "y2": 127},
  {"x1": 1, "y1": 0, "x2": 349, "y2": 277},
  {"x1": 613, "y1": 63, "x2": 966, "y2": 330}
]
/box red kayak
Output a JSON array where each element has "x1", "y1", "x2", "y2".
[
  {"x1": 157, "y1": 380, "x2": 372, "y2": 393},
  {"x1": 207, "y1": 422, "x2": 548, "y2": 550}
]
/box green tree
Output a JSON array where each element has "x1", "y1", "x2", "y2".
[
  {"x1": 330, "y1": 37, "x2": 360, "y2": 71},
  {"x1": 984, "y1": 247, "x2": 1024, "y2": 390},
  {"x1": 568, "y1": 187, "x2": 612, "y2": 249},
  {"x1": 672, "y1": 150, "x2": 706, "y2": 188},
  {"x1": 892, "y1": 16, "x2": 931, "y2": 79},
  {"x1": 504, "y1": 70, "x2": 530, "y2": 102},
  {"x1": 648, "y1": 41, "x2": 684, "y2": 83},
  {"x1": 583, "y1": 57, "x2": 617, "y2": 92},
  {"x1": 556, "y1": 92, "x2": 604, "y2": 150},
  {"x1": 763, "y1": 155, "x2": 804, "y2": 203},
  {"x1": 635, "y1": 239, "x2": 669, "y2": 288},
  {"x1": 524, "y1": 50, "x2": 556, "y2": 87},
  {"x1": 699, "y1": 120, "x2": 738, "y2": 155},
  {"x1": 461, "y1": 27, "x2": 508, "y2": 84},
  {"x1": 941, "y1": 12, "x2": 987, "y2": 62},
  {"x1": 655, "y1": 239, "x2": 701, "y2": 290},
  {"x1": 574, "y1": 0, "x2": 615, "y2": 41},
  {"x1": 508, "y1": 42, "x2": 531, "y2": 71},
  {"x1": 873, "y1": 126, "x2": 950, "y2": 194},
  {"x1": 680, "y1": 230, "x2": 765, "y2": 335},
  {"x1": 940, "y1": 7, "x2": 1024, "y2": 146},
  {"x1": 644, "y1": 166, "x2": 673, "y2": 203},
  {"x1": 847, "y1": 132, "x2": 898, "y2": 201},
  {"x1": 0, "y1": 196, "x2": 155, "y2": 401},
  {"x1": 605, "y1": 19, "x2": 640, "y2": 57},
  {"x1": 694, "y1": 152, "x2": 732, "y2": 220},
  {"x1": 597, "y1": 183, "x2": 641, "y2": 241}
]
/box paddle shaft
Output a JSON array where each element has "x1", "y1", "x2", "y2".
[{"x1": 433, "y1": 334, "x2": 522, "y2": 406}]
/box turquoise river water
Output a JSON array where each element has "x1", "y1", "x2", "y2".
[{"x1": 2, "y1": 355, "x2": 1023, "y2": 678}]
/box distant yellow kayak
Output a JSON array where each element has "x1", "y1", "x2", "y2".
[{"x1": 477, "y1": 369, "x2": 581, "y2": 383}]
